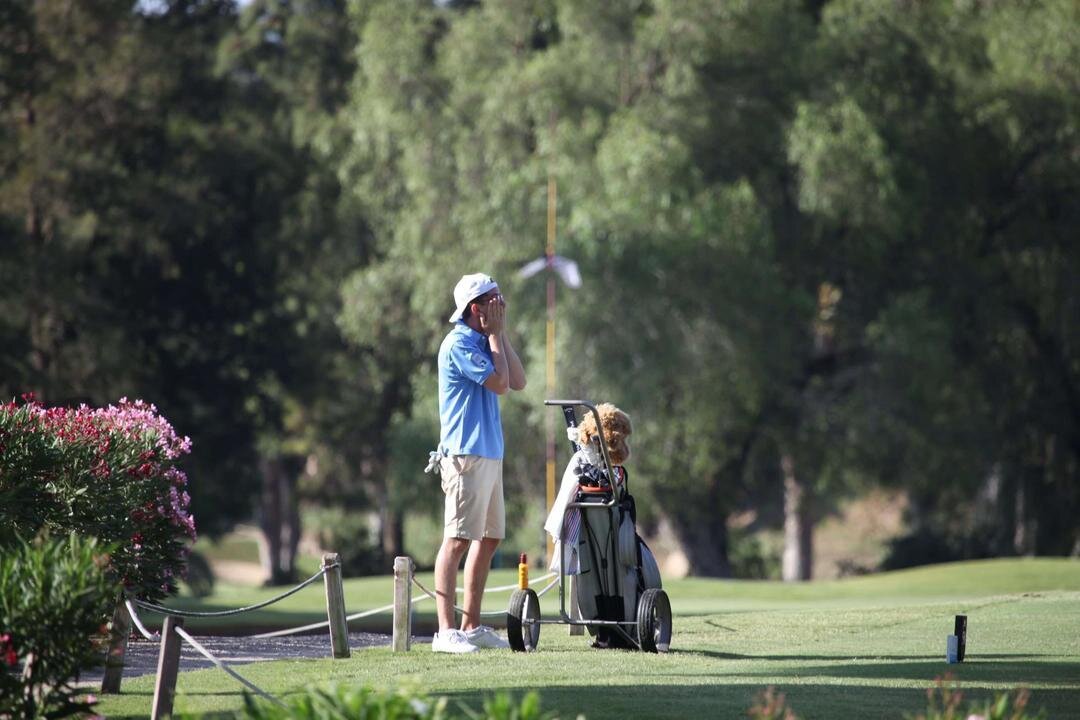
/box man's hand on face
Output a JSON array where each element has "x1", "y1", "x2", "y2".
[{"x1": 479, "y1": 294, "x2": 505, "y2": 336}]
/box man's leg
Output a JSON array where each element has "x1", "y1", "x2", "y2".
[
  {"x1": 435, "y1": 536, "x2": 470, "y2": 632},
  {"x1": 460, "y1": 536, "x2": 500, "y2": 631}
]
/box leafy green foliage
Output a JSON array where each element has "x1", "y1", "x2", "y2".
[
  {"x1": 748, "y1": 687, "x2": 798, "y2": 720},
  {"x1": 0, "y1": 534, "x2": 115, "y2": 720},
  {"x1": 304, "y1": 506, "x2": 386, "y2": 577},
  {"x1": 331, "y1": 0, "x2": 1080, "y2": 576},
  {"x1": 909, "y1": 675, "x2": 1045, "y2": 720},
  {"x1": 1, "y1": 0, "x2": 1077, "y2": 581},
  {"x1": 744, "y1": 676, "x2": 1047, "y2": 720},
  {"x1": 241, "y1": 684, "x2": 554, "y2": 720}
]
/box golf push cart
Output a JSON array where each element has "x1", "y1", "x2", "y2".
[{"x1": 505, "y1": 400, "x2": 673, "y2": 653}]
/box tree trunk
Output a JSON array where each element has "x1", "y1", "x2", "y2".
[
  {"x1": 1013, "y1": 475, "x2": 1032, "y2": 556},
  {"x1": 258, "y1": 456, "x2": 300, "y2": 585},
  {"x1": 658, "y1": 462, "x2": 734, "y2": 577},
  {"x1": 380, "y1": 505, "x2": 404, "y2": 560},
  {"x1": 664, "y1": 507, "x2": 732, "y2": 577},
  {"x1": 781, "y1": 452, "x2": 813, "y2": 581}
]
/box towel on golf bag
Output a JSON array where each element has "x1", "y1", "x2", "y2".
[{"x1": 545, "y1": 447, "x2": 626, "y2": 574}]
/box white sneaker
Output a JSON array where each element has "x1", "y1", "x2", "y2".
[
  {"x1": 465, "y1": 625, "x2": 510, "y2": 649},
  {"x1": 431, "y1": 629, "x2": 479, "y2": 654}
]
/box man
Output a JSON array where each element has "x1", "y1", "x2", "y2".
[{"x1": 431, "y1": 273, "x2": 526, "y2": 653}]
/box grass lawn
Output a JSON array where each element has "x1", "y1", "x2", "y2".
[{"x1": 97, "y1": 558, "x2": 1080, "y2": 719}]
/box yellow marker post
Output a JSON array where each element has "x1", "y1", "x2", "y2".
[
  {"x1": 518, "y1": 552, "x2": 529, "y2": 590},
  {"x1": 545, "y1": 176, "x2": 557, "y2": 567}
]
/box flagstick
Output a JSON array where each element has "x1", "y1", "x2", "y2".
[{"x1": 545, "y1": 175, "x2": 557, "y2": 567}]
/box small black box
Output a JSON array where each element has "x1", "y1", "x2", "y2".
[{"x1": 954, "y1": 615, "x2": 967, "y2": 662}]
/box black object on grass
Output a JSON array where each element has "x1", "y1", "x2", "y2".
[{"x1": 954, "y1": 615, "x2": 967, "y2": 661}]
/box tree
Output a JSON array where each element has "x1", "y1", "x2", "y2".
[
  {"x1": 786, "y1": 0, "x2": 1080, "y2": 566},
  {"x1": 0, "y1": 0, "x2": 272, "y2": 535},
  {"x1": 213, "y1": 0, "x2": 365, "y2": 581},
  {"x1": 0, "y1": 0, "x2": 362, "y2": 570},
  {"x1": 337, "y1": 0, "x2": 822, "y2": 576}
]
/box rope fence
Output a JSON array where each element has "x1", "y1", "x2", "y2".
[
  {"x1": 174, "y1": 627, "x2": 285, "y2": 708},
  {"x1": 104, "y1": 552, "x2": 558, "y2": 718},
  {"x1": 132, "y1": 566, "x2": 331, "y2": 618},
  {"x1": 125, "y1": 599, "x2": 158, "y2": 641},
  {"x1": 410, "y1": 572, "x2": 557, "y2": 618},
  {"x1": 256, "y1": 569, "x2": 559, "y2": 639}
]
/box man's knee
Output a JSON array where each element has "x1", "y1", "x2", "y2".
[
  {"x1": 472, "y1": 537, "x2": 500, "y2": 562},
  {"x1": 439, "y1": 536, "x2": 470, "y2": 562}
]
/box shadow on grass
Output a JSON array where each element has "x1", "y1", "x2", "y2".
[
  {"x1": 439, "y1": 681, "x2": 1080, "y2": 720},
  {"x1": 686, "y1": 649, "x2": 1058, "y2": 662},
  {"x1": 730, "y1": 658, "x2": 1080, "y2": 685},
  {"x1": 99, "y1": 667, "x2": 1080, "y2": 720}
]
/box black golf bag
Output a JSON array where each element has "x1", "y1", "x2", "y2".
[{"x1": 573, "y1": 469, "x2": 662, "y2": 648}]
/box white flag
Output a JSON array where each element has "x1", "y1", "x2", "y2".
[{"x1": 517, "y1": 255, "x2": 582, "y2": 289}]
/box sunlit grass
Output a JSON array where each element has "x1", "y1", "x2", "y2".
[{"x1": 100, "y1": 558, "x2": 1080, "y2": 719}]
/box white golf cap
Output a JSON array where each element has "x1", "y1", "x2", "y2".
[{"x1": 448, "y1": 273, "x2": 498, "y2": 323}]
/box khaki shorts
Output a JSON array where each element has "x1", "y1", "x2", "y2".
[{"x1": 439, "y1": 455, "x2": 504, "y2": 540}]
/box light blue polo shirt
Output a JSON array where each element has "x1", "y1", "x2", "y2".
[{"x1": 438, "y1": 322, "x2": 503, "y2": 459}]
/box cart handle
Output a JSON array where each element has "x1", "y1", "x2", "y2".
[{"x1": 544, "y1": 399, "x2": 619, "y2": 509}]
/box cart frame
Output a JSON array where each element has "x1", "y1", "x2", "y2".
[{"x1": 505, "y1": 399, "x2": 672, "y2": 652}]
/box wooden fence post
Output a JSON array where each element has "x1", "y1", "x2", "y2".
[
  {"x1": 323, "y1": 552, "x2": 351, "y2": 658},
  {"x1": 392, "y1": 556, "x2": 413, "y2": 652},
  {"x1": 150, "y1": 616, "x2": 183, "y2": 720},
  {"x1": 101, "y1": 598, "x2": 132, "y2": 693}
]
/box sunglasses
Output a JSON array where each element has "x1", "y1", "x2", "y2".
[{"x1": 474, "y1": 291, "x2": 503, "y2": 305}]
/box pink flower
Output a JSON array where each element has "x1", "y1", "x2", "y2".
[{"x1": 1, "y1": 634, "x2": 17, "y2": 667}]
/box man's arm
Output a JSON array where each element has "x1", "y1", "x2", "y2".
[
  {"x1": 481, "y1": 298, "x2": 511, "y2": 395},
  {"x1": 483, "y1": 334, "x2": 511, "y2": 395},
  {"x1": 479, "y1": 295, "x2": 525, "y2": 394},
  {"x1": 500, "y1": 333, "x2": 526, "y2": 391}
]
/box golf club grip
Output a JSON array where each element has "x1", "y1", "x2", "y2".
[{"x1": 561, "y1": 406, "x2": 578, "y2": 453}]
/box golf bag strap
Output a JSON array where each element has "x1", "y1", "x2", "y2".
[{"x1": 636, "y1": 532, "x2": 646, "y2": 594}]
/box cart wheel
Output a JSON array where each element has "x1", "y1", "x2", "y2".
[
  {"x1": 507, "y1": 588, "x2": 541, "y2": 652},
  {"x1": 636, "y1": 588, "x2": 672, "y2": 653}
]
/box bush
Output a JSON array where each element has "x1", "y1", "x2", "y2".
[
  {"x1": 242, "y1": 684, "x2": 556, "y2": 720},
  {"x1": 181, "y1": 549, "x2": 215, "y2": 598},
  {"x1": 743, "y1": 678, "x2": 1045, "y2": 720},
  {"x1": 305, "y1": 507, "x2": 387, "y2": 577},
  {"x1": 747, "y1": 687, "x2": 798, "y2": 720},
  {"x1": 0, "y1": 533, "x2": 115, "y2": 720},
  {"x1": 0, "y1": 394, "x2": 195, "y2": 601},
  {"x1": 729, "y1": 528, "x2": 781, "y2": 580},
  {"x1": 910, "y1": 674, "x2": 1045, "y2": 720}
]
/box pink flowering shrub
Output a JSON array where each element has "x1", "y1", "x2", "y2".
[{"x1": 0, "y1": 394, "x2": 195, "y2": 601}]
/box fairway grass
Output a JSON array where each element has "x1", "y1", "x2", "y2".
[{"x1": 97, "y1": 558, "x2": 1080, "y2": 719}]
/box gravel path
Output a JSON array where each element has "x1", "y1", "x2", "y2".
[{"x1": 79, "y1": 631, "x2": 423, "y2": 686}]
